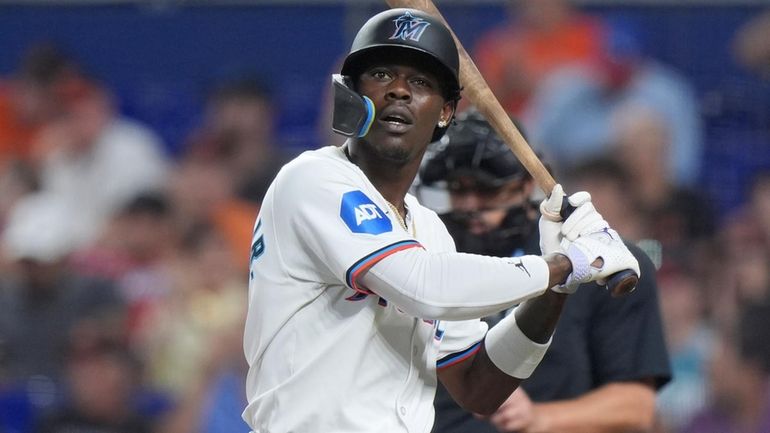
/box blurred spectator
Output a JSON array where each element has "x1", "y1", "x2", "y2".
[
  {"x1": 70, "y1": 193, "x2": 178, "y2": 342},
  {"x1": 732, "y1": 10, "x2": 770, "y2": 80},
  {"x1": 721, "y1": 171, "x2": 770, "y2": 256},
  {"x1": 655, "y1": 266, "x2": 714, "y2": 433},
  {"x1": 136, "y1": 222, "x2": 246, "y2": 400},
  {"x1": 33, "y1": 66, "x2": 170, "y2": 246},
  {"x1": 565, "y1": 157, "x2": 645, "y2": 242},
  {"x1": 683, "y1": 303, "x2": 770, "y2": 433},
  {"x1": 0, "y1": 43, "x2": 77, "y2": 167},
  {"x1": 156, "y1": 309, "x2": 248, "y2": 433},
  {"x1": 526, "y1": 26, "x2": 703, "y2": 186},
  {"x1": 184, "y1": 77, "x2": 292, "y2": 204},
  {"x1": 33, "y1": 323, "x2": 154, "y2": 433},
  {"x1": 703, "y1": 172, "x2": 770, "y2": 326},
  {"x1": 0, "y1": 160, "x2": 39, "y2": 230},
  {"x1": 611, "y1": 104, "x2": 714, "y2": 264},
  {"x1": 0, "y1": 193, "x2": 125, "y2": 430},
  {"x1": 168, "y1": 159, "x2": 256, "y2": 271},
  {"x1": 473, "y1": 0, "x2": 607, "y2": 116},
  {"x1": 0, "y1": 44, "x2": 74, "y2": 228}
]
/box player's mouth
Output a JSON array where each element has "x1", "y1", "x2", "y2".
[{"x1": 378, "y1": 106, "x2": 413, "y2": 133}]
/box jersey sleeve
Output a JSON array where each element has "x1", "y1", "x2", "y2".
[
  {"x1": 431, "y1": 221, "x2": 488, "y2": 369},
  {"x1": 436, "y1": 319, "x2": 489, "y2": 369},
  {"x1": 272, "y1": 155, "x2": 418, "y2": 292},
  {"x1": 588, "y1": 242, "x2": 672, "y2": 389}
]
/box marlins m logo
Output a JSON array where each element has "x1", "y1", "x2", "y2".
[{"x1": 390, "y1": 11, "x2": 431, "y2": 42}]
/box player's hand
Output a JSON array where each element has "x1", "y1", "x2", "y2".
[
  {"x1": 539, "y1": 183, "x2": 566, "y2": 223},
  {"x1": 486, "y1": 388, "x2": 548, "y2": 433},
  {"x1": 562, "y1": 227, "x2": 641, "y2": 288},
  {"x1": 539, "y1": 185, "x2": 604, "y2": 254},
  {"x1": 560, "y1": 199, "x2": 608, "y2": 242},
  {"x1": 538, "y1": 184, "x2": 565, "y2": 255}
]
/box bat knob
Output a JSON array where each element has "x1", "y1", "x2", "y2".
[{"x1": 606, "y1": 269, "x2": 638, "y2": 297}]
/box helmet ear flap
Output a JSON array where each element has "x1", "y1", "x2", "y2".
[{"x1": 331, "y1": 74, "x2": 376, "y2": 138}]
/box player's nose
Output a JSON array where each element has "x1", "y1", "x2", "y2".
[{"x1": 386, "y1": 76, "x2": 412, "y2": 102}]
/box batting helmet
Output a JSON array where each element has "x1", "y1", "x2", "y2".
[
  {"x1": 343, "y1": 9, "x2": 460, "y2": 100},
  {"x1": 338, "y1": 9, "x2": 461, "y2": 141},
  {"x1": 420, "y1": 109, "x2": 530, "y2": 191}
]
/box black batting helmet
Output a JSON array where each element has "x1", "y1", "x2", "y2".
[
  {"x1": 420, "y1": 108, "x2": 530, "y2": 191},
  {"x1": 341, "y1": 9, "x2": 461, "y2": 141},
  {"x1": 342, "y1": 9, "x2": 460, "y2": 100}
]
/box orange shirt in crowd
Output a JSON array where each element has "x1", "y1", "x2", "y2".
[
  {"x1": 211, "y1": 199, "x2": 260, "y2": 271},
  {"x1": 0, "y1": 83, "x2": 37, "y2": 164},
  {"x1": 473, "y1": 16, "x2": 607, "y2": 115}
]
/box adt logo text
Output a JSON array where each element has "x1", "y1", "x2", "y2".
[
  {"x1": 390, "y1": 11, "x2": 431, "y2": 42},
  {"x1": 340, "y1": 190, "x2": 393, "y2": 235},
  {"x1": 355, "y1": 203, "x2": 382, "y2": 225}
]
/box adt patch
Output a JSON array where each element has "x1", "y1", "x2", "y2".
[{"x1": 340, "y1": 190, "x2": 392, "y2": 234}]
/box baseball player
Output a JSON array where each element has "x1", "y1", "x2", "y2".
[
  {"x1": 421, "y1": 109, "x2": 671, "y2": 433},
  {"x1": 242, "y1": 9, "x2": 639, "y2": 433}
]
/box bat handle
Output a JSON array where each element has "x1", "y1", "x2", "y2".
[{"x1": 559, "y1": 198, "x2": 638, "y2": 297}]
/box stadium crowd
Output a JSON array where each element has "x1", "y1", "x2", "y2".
[{"x1": 0, "y1": 2, "x2": 769, "y2": 433}]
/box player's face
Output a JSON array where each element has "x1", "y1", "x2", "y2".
[{"x1": 356, "y1": 59, "x2": 454, "y2": 164}]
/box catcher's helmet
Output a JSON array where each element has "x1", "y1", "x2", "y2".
[
  {"x1": 420, "y1": 109, "x2": 530, "y2": 191},
  {"x1": 342, "y1": 9, "x2": 460, "y2": 100}
]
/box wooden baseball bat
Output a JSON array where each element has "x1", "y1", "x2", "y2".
[{"x1": 384, "y1": 0, "x2": 638, "y2": 296}]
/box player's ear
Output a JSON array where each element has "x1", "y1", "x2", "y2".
[{"x1": 440, "y1": 100, "x2": 456, "y2": 127}]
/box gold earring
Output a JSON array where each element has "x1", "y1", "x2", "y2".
[{"x1": 438, "y1": 120, "x2": 448, "y2": 128}]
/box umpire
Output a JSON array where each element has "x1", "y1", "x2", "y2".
[{"x1": 420, "y1": 109, "x2": 672, "y2": 433}]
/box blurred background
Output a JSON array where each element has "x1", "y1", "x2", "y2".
[{"x1": 0, "y1": 1, "x2": 769, "y2": 432}]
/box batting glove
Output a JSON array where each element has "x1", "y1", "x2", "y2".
[
  {"x1": 538, "y1": 184, "x2": 565, "y2": 256},
  {"x1": 538, "y1": 184, "x2": 604, "y2": 256},
  {"x1": 562, "y1": 227, "x2": 641, "y2": 289}
]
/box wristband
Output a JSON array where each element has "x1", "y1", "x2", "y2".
[{"x1": 484, "y1": 310, "x2": 551, "y2": 379}]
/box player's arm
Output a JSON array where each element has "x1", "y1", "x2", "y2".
[
  {"x1": 359, "y1": 185, "x2": 638, "y2": 321},
  {"x1": 490, "y1": 381, "x2": 656, "y2": 433},
  {"x1": 489, "y1": 243, "x2": 669, "y2": 433},
  {"x1": 436, "y1": 286, "x2": 569, "y2": 415},
  {"x1": 358, "y1": 249, "x2": 570, "y2": 321}
]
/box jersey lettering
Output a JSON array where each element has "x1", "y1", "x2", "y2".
[
  {"x1": 434, "y1": 321, "x2": 445, "y2": 342},
  {"x1": 249, "y1": 219, "x2": 265, "y2": 280},
  {"x1": 340, "y1": 190, "x2": 393, "y2": 234}
]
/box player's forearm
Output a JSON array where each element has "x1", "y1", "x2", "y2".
[
  {"x1": 439, "y1": 343, "x2": 524, "y2": 415},
  {"x1": 361, "y1": 248, "x2": 552, "y2": 320},
  {"x1": 514, "y1": 287, "x2": 568, "y2": 344},
  {"x1": 439, "y1": 290, "x2": 569, "y2": 416},
  {"x1": 531, "y1": 382, "x2": 657, "y2": 433}
]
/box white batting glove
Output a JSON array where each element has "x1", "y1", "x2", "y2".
[
  {"x1": 538, "y1": 184, "x2": 565, "y2": 255},
  {"x1": 562, "y1": 227, "x2": 641, "y2": 288},
  {"x1": 539, "y1": 184, "x2": 565, "y2": 222},
  {"x1": 540, "y1": 186, "x2": 603, "y2": 245},
  {"x1": 540, "y1": 185, "x2": 632, "y2": 293},
  {"x1": 538, "y1": 184, "x2": 604, "y2": 257},
  {"x1": 561, "y1": 201, "x2": 609, "y2": 242}
]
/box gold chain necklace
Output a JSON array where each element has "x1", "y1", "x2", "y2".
[{"x1": 384, "y1": 200, "x2": 415, "y2": 237}]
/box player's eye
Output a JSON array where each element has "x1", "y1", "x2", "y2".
[
  {"x1": 411, "y1": 77, "x2": 432, "y2": 88},
  {"x1": 369, "y1": 69, "x2": 392, "y2": 80}
]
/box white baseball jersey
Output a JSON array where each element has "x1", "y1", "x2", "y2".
[{"x1": 243, "y1": 146, "x2": 533, "y2": 433}]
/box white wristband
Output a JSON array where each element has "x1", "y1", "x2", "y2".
[{"x1": 484, "y1": 309, "x2": 551, "y2": 379}]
